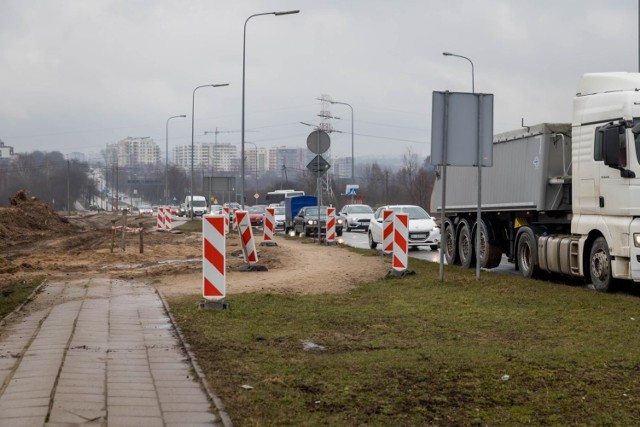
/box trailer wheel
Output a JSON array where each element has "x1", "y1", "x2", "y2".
[
  {"x1": 458, "y1": 220, "x2": 475, "y2": 269},
  {"x1": 589, "y1": 237, "x2": 613, "y2": 292},
  {"x1": 478, "y1": 220, "x2": 502, "y2": 269},
  {"x1": 516, "y1": 231, "x2": 537, "y2": 278},
  {"x1": 443, "y1": 220, "x2": 459, "y2": 265}
]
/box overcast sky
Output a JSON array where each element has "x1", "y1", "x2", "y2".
[{"x1": 0, "y1": 0, "x2": 636, "y2": 162}]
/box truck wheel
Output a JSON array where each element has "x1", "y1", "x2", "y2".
[
  {"x1": 443, "y1": 220, "x2": 459, "y2": 265},
  {"x1": 516, "y1": 231, "x2": 537, "y2": 278},
  {"x1": 337, "y1": 229, "x2": 343, "y2": 237},
  {"x1": 589, "y1": 237, "x2": 613, "y2": 292},
  {"x1": 368, "y1": 231, "x2": 377, "y2": 249},
  {"x1": 458, "y1": 220, "x2": 475, "y2": 269},
  {"x1": 478, "y1": 220, "x2": 502, "y2": 269},
  {"x1": 304, "y1": 226, "x2": 311, "y2": 237}
]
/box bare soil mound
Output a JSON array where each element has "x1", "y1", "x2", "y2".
[{"x1": 0, "y1": 190, "x2": 75, "y2": 248}]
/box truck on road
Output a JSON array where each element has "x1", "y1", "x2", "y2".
[
  {"x1": 284, "y1": 195, "x2": 317, "y2": 234},
  {"x1": 434, "y1": 72, "x2": 640, "y2": 292}
]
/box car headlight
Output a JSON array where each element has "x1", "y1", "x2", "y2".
[
  {"x1": 337, "y1": 219, "x2": 343, "y2": 224},
  {"x1": 307, "y1": 219, "x2": 314, "y2": 225},
  {"x1": 634, "y1": 233, "x2": 640, "y2": 247}
]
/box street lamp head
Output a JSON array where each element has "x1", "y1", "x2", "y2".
[
  {"x1": 211, "y1": 83, "x2": 229, "y2": 88},
  {"x1": 178, "y1": 114, "x2": 187, "y2": 118},
  {"x1": 274, "y1": 10, "x2": 300, "y2": 16},
  {"x1": 442, "y1": 52, "x2": 453, "y2": 56}
]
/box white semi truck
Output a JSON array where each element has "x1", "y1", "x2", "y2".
[{"x1": 434, "y1": 72, "x2": 640, "y2": 291}]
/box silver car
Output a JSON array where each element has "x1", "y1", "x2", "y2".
[{"x1": 339, "y1": 204, "x2": 374, "y2": 232}]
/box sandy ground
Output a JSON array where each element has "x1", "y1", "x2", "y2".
[{"x1": 1, "y1": 211, "x2": 389, "y2": 298}]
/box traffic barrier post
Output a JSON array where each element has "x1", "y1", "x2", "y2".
[
  {"x1": 235, "y1": 210, "x2": 268, "y2": 272},
  {"x1": 223, "y1": 206, "x2": 230, "y2": 234},
  {"x1": 232, "y1": 208, "x2": 238, "y2": 231},
  {"x1": 164, "y1": 206, "x2": 172, "y2": 232},
  {"x1": 156, "y1": 207, "x2": 165, "y2": 232},
  {"x1": 261, "y1": 207, "x2": 278, "y2": 246},
  {"x1": 202, "y1": 214, "x2": 226, "y2": 301},
  {"x1": 387, "y1": 212, "x2": 415, "y2": 277},
  {"x1": 325, "y1": 207, "x2": 336, "y2": 244},
  {"x1": 383, "y1": 209, "x2": 394, "y2": 255}
]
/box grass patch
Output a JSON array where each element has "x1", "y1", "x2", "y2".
[
  {"x1": 174, "y1": 219, "x2": 202, "y2": 233},
  {"x1": 169, "y1": 259, "x2": 640, "y2": 426},
  {"x1": 0, "y1": 277, "x2": 44, "y2": 319}
]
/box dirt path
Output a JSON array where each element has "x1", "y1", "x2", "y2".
[{"x1": 1, "y1": 211, "x2": 389, "y2": 299}]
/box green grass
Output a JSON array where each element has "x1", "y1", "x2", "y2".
[
  {"x1": 169, "y1": 257, "x2": 640, "y2": 426},
  {"x1": 0, "y1": 277, "x2": 44, "y2": 319},
  {"x1": 174, "y1": 219, "x2": 203, "y2": 233}
]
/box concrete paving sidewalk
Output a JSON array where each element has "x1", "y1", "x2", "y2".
[{"x1": 0, "y1": 278, "x2": 226, "y2": 427}]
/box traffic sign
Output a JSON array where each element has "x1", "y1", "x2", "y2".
[
  {"x1": 306, "y1": 155, "x2": 331, "y2": 173},
  {"x1": 306, "y1": 130, "x2": 331, "y2": 154}
]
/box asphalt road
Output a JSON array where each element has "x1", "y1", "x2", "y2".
[{"x1": 339, "y1": 229, "x2": 518, "y2": 276}]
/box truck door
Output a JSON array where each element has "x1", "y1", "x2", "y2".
[{"x1": 597, "y1": 123, "x2": 629, "y2": 216}]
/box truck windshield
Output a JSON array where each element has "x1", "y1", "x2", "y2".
[{"x1": 192, "y1": 200, "x2": 206, "y2": 207}]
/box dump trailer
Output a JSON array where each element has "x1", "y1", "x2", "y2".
[
  {"x1": 284, "y1": 195, "x2": 317, "y2": 234},
  {"x1": 433, "y1": 72, "x2": 640, "y2": 291}
]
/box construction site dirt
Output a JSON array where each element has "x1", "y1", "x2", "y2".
[{"x1": 0, "y1": 192, "x2": 389, "y2": 302}]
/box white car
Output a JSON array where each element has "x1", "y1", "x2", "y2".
[
  {"x1": 368, "y1": 205, "x2": 440, "y2": 251},
  {"x1": 339, "y1": 204, "x2": 374, "y2": 232},
  {"x1": 273, "y1": 206, "x2": 286, "y2": 231}
]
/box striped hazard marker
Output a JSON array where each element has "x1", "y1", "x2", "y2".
[
  {"x1": 236, "y1": 210, "x2": 258, "y2": 263},
  {"x1": 164, "y1": 206, "x2": 172, "y2": 232},
  {"x1": 202, "y1": 214, "x2": 226, "y2": 300},
  {"x1": 392, "y1": 213, "x2": 409, "y2": 273},
  {"x1": 382, "y1": 209, "x2": 394, "y2": 254},
  {"x1": 261, "y1": 207, "x2": 278, "y2": 246},
  {"x1": 156, "y1": 207, "x2": 165, "y2": 232},
  {"x1": 325, "y1": 207, "x2": 336, "y2": 244},
  {"x1": 223, "y1": 206, "x2": 230, "y2": 234},
  {"x1": 235, "y1": 211, "x2": 268, "y2": 272}
]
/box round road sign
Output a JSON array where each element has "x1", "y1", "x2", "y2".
[{"x1": 306, "y1": 130, "x2": 331, "y2": 154}]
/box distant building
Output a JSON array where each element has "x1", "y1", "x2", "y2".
[
  {"x1": 0, "y1": 140, "x2": 16, "y2": 162},
  {"x1": 174, "y1": 142, "x2": 239, "y2": 172},
  {"x1": 104, "y1": 137, "x2": 160, "y2": 167},
  {"x1": 332, "y1": 156, "x2": 353, "y2": 180}
]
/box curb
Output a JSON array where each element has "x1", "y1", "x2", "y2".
[
  {"x1": 156, "y1": 289, "x2": 233, "y2": 427},
  {"x1": 0, "y1": 278, "x2": 48, "y2": 328}
]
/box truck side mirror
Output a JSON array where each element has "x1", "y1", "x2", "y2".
[
  {"x1": 602, "y1": 125, "x2": 636, "y2": 178},
  {"x1": 602, "y1": 126, "x2": 621, "y2": 167}
]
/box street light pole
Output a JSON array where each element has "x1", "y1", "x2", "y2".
[
  {"x1": 191, "y1": 84, "x2": 229, "y2": 220},
  {"x1": 443, "y1": 51, "x2": 481, "y2": 279},
  {"x1": 443, "y1": 52, "x2": 474, "y2": 93},
  {"x1": 245, "y1": 141, "x2": 259, "y2": 203},
  {"x1": 166, "y1": 114, "x2": 186, "y2": 206},
  {"x1": 242, "y1": 9, "x2": 299, "y2": 209},
  {"x1": 330, "y1": 100, "x2": 354, "y2": 182}
]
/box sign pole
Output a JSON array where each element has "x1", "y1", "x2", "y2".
[{"x1": 439, "y1": 91, "x2": 449, "y2": 282}]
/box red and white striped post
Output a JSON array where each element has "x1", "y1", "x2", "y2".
[
  {"x1": 382, "y1": 209, "x2": 394, "y2": 255},
  {"x1": 223, "y1": 206, "x2": 230, "y2": 234},
  {"x1": 164, "y1": 206, "x2": 172, "y2": 232},
  {"x1": 202, "y1": 214, "x2": 226, "y2": 300},
  {"x1": 235, "y1": 211, "x2": 258, "y2": 264},
  {"x1": 325, "y1": 207, "x2": 336, "y2": 244},
  {"x1": 392, "y1": 213, "x2": 409, "y2": 274},
  {"x1": 261, "y1": 207, "x2": 277, "y2": 246},
  {"x1": 156, "y1": 207, "x2": 165, "y2": 232},
  {"x1": 232, "y1": 208, "x2": 239, "y2": 231}
]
